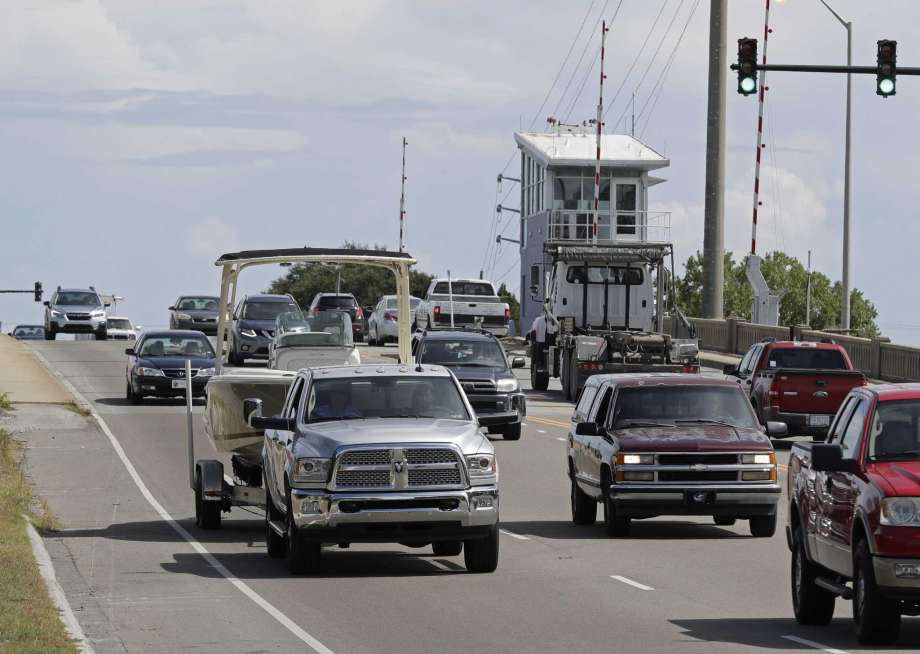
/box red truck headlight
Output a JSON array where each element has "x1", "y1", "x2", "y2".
[{"x1": 881, "y1": 497, "x2": 920, "y2": 526}]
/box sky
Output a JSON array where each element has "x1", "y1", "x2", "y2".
[{"x1": 2, "y1": 0, "x2": 919, "y2": 344}]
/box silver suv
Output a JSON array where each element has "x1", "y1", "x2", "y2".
[{"x1": 43, "y1": 287, "x2": 108, "y2": 340}]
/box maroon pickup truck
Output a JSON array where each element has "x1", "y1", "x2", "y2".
[
  {"x1": 726, "y1": 339, "x2": 866, "y2": 438},
  {"x1": 788, "y1": 384, "x2": 920, "y2": 645},
  {"x1": 567, "y1": 374, "x2": 784, "y2": 537}
]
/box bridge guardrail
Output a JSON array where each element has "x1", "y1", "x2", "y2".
[{"x1": 665, "y1": 315, "x2": 920, "y2": 383}]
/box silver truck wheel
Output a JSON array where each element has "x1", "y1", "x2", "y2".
[
  {"x1": 464, "y1": 524, "x2": 499, "y2": 573},
  {"x1": 286, "y1": 498, "x2": 320, "y2": 574},
  {"x1": 264, "y1": 483, "x2": 285, "y2": 559}
]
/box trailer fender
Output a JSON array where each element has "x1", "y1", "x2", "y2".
[{"x1": 196, "y1": 459, "x2": 225, "y2": 501}]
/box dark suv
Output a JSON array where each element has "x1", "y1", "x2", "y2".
[
  {"x1": 309, "y1": 292, "x2": 364, "y2": 342},
  {"x1": 413, "y1": 329, "x2": 526, "y2": 440},
  {"x1": 229, "y1": 294, "x2": 300, "y2": 365}
]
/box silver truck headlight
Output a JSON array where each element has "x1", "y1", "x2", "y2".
[
  {"x1": 466, "y1": 454, "x2": 497, "y2": 484},
  {"x1": 496, "y1": 378, "x2": 519, "y2": 393},
  {"x1": 136, "y1": 367, "x2": 165, "y2": 377},
  {"x1": 293, "y1": 458, "x2": 331, "y2": 484},
  {"x1": 881, "y1": 497, "x2": 920, "y2": 526}
]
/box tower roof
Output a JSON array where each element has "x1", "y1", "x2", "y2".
[{"x1": 514, "y1": 131, "x2": 669, "y2": 170}]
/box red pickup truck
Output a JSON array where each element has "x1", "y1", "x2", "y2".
[
  {"x1": 787, "y1": 384, "x2": 920, "y2": 645},
  {"x1": 726, "y1": 340, "x2": 866, "y2": 438}
]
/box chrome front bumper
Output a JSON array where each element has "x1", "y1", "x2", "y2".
[
  {"x1": 290, "y1": 487, "x2": 499, "y2": 530},
  {"x1": 874, "y1": 556, "x2": 920, "y2": 593}
]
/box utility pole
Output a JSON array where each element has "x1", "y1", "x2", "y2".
[
  {"x1": 702, "y1": 0, "x2": 727, "y2": 318},
  {"x1": 806, "y1": 250, "x2": 813, "y2": 327},
  {"x1": 399, "y1": 137, "x2": 408, "y2": 253},
  {"x1": 591, "y1": 20, "x2": 609, "y2": 245}
]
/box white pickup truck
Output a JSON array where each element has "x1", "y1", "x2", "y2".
[{"x1": 415, "y1": 278, "x2": 510, "y2": 336}]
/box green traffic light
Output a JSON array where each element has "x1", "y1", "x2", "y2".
[
  {"x1": 878, "y1": 78, "x2": 895, "y2": 95},
  {"x1": 740, "y1": 77, "x2": 757, "y2": 94}
]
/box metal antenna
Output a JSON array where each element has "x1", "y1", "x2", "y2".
[
  {"x1": 399, "y1": 137, "x2": 408, "y2": 252},
  {"x1": 591, "y1": 20, "x2": 609, "y2": 245}
]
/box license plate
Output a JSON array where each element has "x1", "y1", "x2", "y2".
[
  {"x1": 171, "y1": 379, "x2": 187, "y2": 389},
  {"x1": 808, "y1": 415, "x2": 830, "y2": 427}
]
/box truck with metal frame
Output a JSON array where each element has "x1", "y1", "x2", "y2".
[
  {"x1": 184, "y1": 247, "x2": 417, "y2": 530},
  {"x1": 528, "y1": 217, "x2": 699, "y2": 402}
]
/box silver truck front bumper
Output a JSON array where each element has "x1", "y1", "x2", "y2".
[{"x1": 290, "y1": 487, "x2": 499, "y2": 530}]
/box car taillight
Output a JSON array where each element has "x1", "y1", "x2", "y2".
[
  {"x1": 504, "y1": 307, "x2": 511, "y2": 321},
  {"x1": 383, "y1": 312, "x2": 395, "y2": 321},
  {"x1": 768, "y1": 376, "x2": 780, "y2": 397},
  {"x1": 312, "y1": 307, "x2": 321, "y2": 312},
  {"x1": 681, "y1": 365, "x2": 699, "y2": 374},
  {"x1": 356, "y1": 307, "x2": 364, "y2": 319},
  {"x1": 578, "y1": 362, "x2": 600, "y2": 371},
  {"x1": 433, "y1": 305, "x2": 441, "y2": 316}
]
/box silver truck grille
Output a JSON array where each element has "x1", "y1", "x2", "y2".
[{"x1": 332, "y1": 446, "x2": 466, "y2": 491}]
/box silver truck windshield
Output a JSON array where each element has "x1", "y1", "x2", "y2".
[
  {"x1": 306, "y1": 377, "x2": 469, "y2": 422},
  {"x1": 868, "y1": 400, "x2": 920, "y2": 461},
  {"x1": 418, "y1": 339, "x2": 506, "y2": 368},
  {"x1": 612, "y1": 386, "x2": 758, "y2": 429}
]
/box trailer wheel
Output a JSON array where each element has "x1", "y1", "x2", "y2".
[
  {"x1": 530, "y1": 346, "x2": 549, "y2": 391},
  {"x1": 567, "y1": 351, "x2": 579, "y2": 402},
  {"x1": 194, "y1": 470, "x2": 221, "y2": 530}
]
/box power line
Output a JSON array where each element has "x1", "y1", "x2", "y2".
[
  {"x1": 637, "y1": 0, "x2": 702, "y2": 136},
  {"x1": 551, "y1": 0, "x2": 610, "y2": 119},
  {"x1": 562, "y1": 0, "x2": 624, "y2": 123}
]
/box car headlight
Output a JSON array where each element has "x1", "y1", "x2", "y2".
[
  {"x1": 50, "y1": 309, "x2": 63, "y2": 317},
  {"x1": 496, "y1": 378, "x2": 519, "y2": 393},
  {"x1": 91, "y1": 310, "x2": 105, "y2": 317},
  {"x1": 136, "y1": 367, "x2": 165, "y2": 377},
  {"x1": 880, "y1": 498, "x2": 920, "y2": 526},
  {"x1": 466, "y1": 454, "x2": 497, "y2": 482},
  {"x1": 742, "y1": 453, "x2": 775, "y2": 465},
  {"x1": 240, "y1": 329, "x2": 257, "y2": 338},
  {"x1": 197, "y1": 367, "x2": 216, "y2": 377},
  {"x1": 292, "y1": 458, "x2": 331, "y2": 485},
  {"x1": 617, "y1": 453, "x2": 654, "y2": 465},
  {"x1": 176, "y1": 312, "x2": 192, "y2": 320}
]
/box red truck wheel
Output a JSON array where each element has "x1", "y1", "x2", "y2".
[
  {"x1": 791, "y1": 526, "x2": 834, "y2": 625},
  {"x1": 853, "y1": 539, "x2": 900, "y2": 645}
]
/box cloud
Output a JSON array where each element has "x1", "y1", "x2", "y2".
[{"x1": 185, "y1": 216, "x2": 241, "y2": 259}]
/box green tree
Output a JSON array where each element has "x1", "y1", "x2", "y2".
[
  {"x1": 268, "y1": 242, "x2": 432, "y2": 310},
  {"x1": 674, "y1": 250, "x2": 879, "y2": 336}
]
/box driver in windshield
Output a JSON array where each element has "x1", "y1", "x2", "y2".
[{"x1": 312, "y1": 385, "x2": 363, "y2": 420}]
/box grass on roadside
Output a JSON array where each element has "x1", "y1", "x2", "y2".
[
  {"x1": 0, "y1": 422, "x2": 77, "y2": 653},
  {"x1": 0, "y1": 392, "x2": 11, "y2": 413}
]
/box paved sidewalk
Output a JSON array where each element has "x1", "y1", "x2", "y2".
[{"x1": 0, "y1": 334, "x2": 72, "y2": 404}]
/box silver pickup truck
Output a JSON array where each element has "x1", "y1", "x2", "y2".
[
  {"x1": 415, "y1": 278, "x2": 510, "y2": 336},
  {"x1": 246, "y1": 363, "x2": 500, "y2": 574}
]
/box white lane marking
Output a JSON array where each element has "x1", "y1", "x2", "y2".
[
  {"x1": 499, "y1": 529, "x2": 530, "y2": 541},
  {"x1": 537, "y1": 429, "x2": 546, "y2": 434},
  {"x1": 427, "y1": 559, "x2": 452, "y2": 572},
  {"x1": 610, "y1": 575, "x2": 654, "y2": 591},
  {"x1": 24, "y1": 515, "x2": 95, "y2": 654},
  {"x1": 781, "y1": 635, "x2": 849, "y2": 654},
  {"x1": 30, "y1": 349, "x2": 336, "y2": 654},
  {"x1": 556, "y1": 437, "x2": 566, "y2": 442}
]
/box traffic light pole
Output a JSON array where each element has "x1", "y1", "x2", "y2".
[{"x1": 732, "y1": 63, "x2": 920, "y2": 75}]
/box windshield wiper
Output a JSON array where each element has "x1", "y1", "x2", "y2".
[
  {"x1": 615, "y1": 420, "x2": 676, "y2": 428},
  {"x1": 674, "y1": 419, "x2": 740, "y2": 438}
]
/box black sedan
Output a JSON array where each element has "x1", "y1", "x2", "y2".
[
  {"x1": 125, "y1": 330, "x2": 216, "y2": 404},
  {"x1": 10, "y1": 325, "x2": 46, "y2": 340}
]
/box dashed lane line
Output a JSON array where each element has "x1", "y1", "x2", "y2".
[
  {"x1": 499, "y1": 529, "x2": 530, "y2": 541},
  {"x1": 609, "y1": 575, "x2": 655, "y2": 591},
  {"x1": 781, "y1": 635, "x2": 849, "y2": 654},
  {"x1": 30, "y1": 348, "x2": 337, "y2": 654}
]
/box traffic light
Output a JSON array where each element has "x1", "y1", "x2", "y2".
[
  {"x1": 877, "y1": 39, "x2": 897, "y2": 97},
  {"x1": 737, "y1": 38, "x2": 758, "y2": 95},
  {"x1": 33, "y1": 281, "x2": 42, "y2": 302}
]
